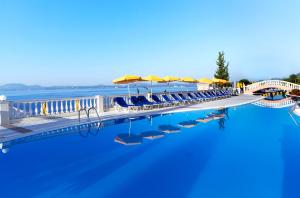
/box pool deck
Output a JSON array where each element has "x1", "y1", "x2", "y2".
[{"x1": 0, "y1": 94, "x2": 263, "y2": 143}]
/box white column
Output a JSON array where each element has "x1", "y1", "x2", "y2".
[
  {"x1": 0, "y1": 101, "x2": 10, "y2": 126},
  {"x1": 96, "y1": 95, "x2": 104, "y2": 113}
]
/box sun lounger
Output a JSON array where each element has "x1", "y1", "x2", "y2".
[
  {"x1": 170, "y1": 94, "x2": 186, "y2": 104},
  {"x1": 130, "y1": 96, "x2": 148, "y2": 109},
  {"x1": 178, "y1": 93, "x2": 194, "y2": 103},
  {"x1": 187, "y1": 93, "x2": 202, "y2": 102},
  {"x1": 137, "y1": 96, "x2": 159, "y2": 108},
  {"x1": 114, "y1": 97, "x2": 136, "y2": 111},
  {"x1": 162, "y1": 95, "x2": 178, "y2": 105},
  {"x1": 151, "y1": 94, "x2": 171, "y2": 106}
]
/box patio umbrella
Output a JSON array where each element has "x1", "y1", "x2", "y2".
[
  {"x1": 180, "y1": 77, "x2": 198, "y2": 83},
  {"x1": 142, "y1": 75, "x2": 165, "y2": 99},
  {"x1": 163, "y1": 76, "x2": 180, "y2": 82},
  {"x1": 114, "y1": 118, "x2": 143, "y2": 145},
  {"x1": 180, "y1": 77, "x2": 198, "y2": 91},
  {"x1": 112, "y1": 75, "x2": 143, "y2": 98},
  {"x1": 212, "y1": 78, "x2": 228, "y2": 89},
  {"x1": 198, "y1": 78, "x2": 213, "y2": 84},
  {"x1": 212, "y1": 78, "x2": 228, "y2": 84},
  {"x1": 163, "y1": 76, "x2": 180, "y2": 95}
]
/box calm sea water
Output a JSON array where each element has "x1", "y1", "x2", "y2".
[
  {"x1": 0, "y1": 104, "x2": 300, "y2": 198},
  {"x1": 1, "y1": 86, "x2": 196, "y2": 101}
]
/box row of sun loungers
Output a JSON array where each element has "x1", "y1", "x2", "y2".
[{"x1": 113, "y1": 90, "x2": 231, "y2": 111}]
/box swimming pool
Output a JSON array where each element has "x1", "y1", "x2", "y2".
[{"x1": 0, "y1": 104, "x2": 299, "y2": 198}]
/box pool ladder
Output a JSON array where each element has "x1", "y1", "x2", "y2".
[{"x1": 78, "y1": 107, "x2": 101, "y2": 122}]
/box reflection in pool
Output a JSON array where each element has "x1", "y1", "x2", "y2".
[{"x1": 1, "y1": 104, "x2": 300, "y2": 198}]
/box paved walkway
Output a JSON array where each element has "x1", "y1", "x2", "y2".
[{"x1": 0, "y1": 94, "x2": 262, "y2": 143}]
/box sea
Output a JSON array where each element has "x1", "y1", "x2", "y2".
[{"x1": 0, "y1": 86, "x2": 197, "y2": 101}]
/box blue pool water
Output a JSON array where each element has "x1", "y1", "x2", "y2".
[{"x1": 0, "y1": 104, "x2": 300, "y2": 198}]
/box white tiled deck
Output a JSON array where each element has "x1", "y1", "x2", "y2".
[{"x1": 0, "y1": 94, "x2": 263, "y2": 143}]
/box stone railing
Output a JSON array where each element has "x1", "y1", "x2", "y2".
[
  {"x1": 245, "y1": 80, "x2": 300, "y2": 94},
  {"x1": 0, "y1": 96, "x2": 107, "y2": 125}
]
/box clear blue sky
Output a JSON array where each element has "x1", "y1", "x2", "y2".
[{"x1": 1, "y1": 0, "x2": 300, "y2": 85}]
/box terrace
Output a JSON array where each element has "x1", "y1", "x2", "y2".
[{"x1": 0, "y1": 91, "x2": 262, "y2": 143}]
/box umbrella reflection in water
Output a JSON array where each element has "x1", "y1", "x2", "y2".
[
  {"x1": 114, "y1": 118, "x2": 143, "y2": 145},
  {"x1": 178, "y1": 120, "x2": 198, "y2": 128},
  {"x1": 141, "y1": 115, "x2": 165, "y2": 139}
]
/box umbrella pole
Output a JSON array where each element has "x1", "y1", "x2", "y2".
[
  {"x1": 150, "y1": 81, "x2": 153, "y2": 101},
  {"x1": 128, "y1": 84, "x2": 131, "y2": 99}
]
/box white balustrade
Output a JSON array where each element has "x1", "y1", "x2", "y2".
[
  {"x1": 245, "y1": 80, "x2": 300, "y2": 94},
  {"x1": 9, "y1": 96, "x2": 99, "y2": 120}
]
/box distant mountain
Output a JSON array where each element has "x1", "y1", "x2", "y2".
[{"x1": 0, "y1": 83, "x2": 43, "y2": 91}]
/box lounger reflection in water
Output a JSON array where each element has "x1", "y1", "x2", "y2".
[
  {"x1": 114, "y1": 133, "x2": 143, "y2": 145},
  {"x1": 140, "y1": 130, "x2": 165, "y2": 139},
  {"x1": 158, "y1": 125, "x2": 181, "y2": 133},
  {"x1": 196, "y1": 116, "x2": 214, "y2": 123},
  {"x1": 178, "y1": 120, "x2": 198, "y2": 128}
]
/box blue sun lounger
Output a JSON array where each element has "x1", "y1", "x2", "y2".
[
  {"x1": 151, "y1": 95, "x2": 171, "y2": 106},
  {"x1": 130, "y1": 96, "x2": 146, "y2": 109},
  {"x1": 187, "y1": 93, "x2": 201, "y2": 102},
  {"x1": 114, "y1": 97, "x2": 136, "y2": 110},
  {"x1": 137, "y1": 96, "x2": 159, "y2": 108},
  {"x1": 162, "y1": 95, "x2": 178, "y2": 105},
  {"x1": 171, "y1": 94, "x2": 187, "y2": 104},
  {"x1": 197, "y1": 92, "x2": 209, "y2": 101},
  {"x1": 194, "y1": 92, "x2": 207, "y2": 101},
  {"x1": 178, "y1": 93, "x2": 194, "y2": 103},
  {"x1": 202, "y1": 92, "x2": 215, "y2": 100}
]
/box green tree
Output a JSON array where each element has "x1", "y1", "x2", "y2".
[
  {"x1": 214, "y1": 51, "x2": 229, "y2": 81},
  {"x1": 239, "y1": 79, "x2": 251, "y2": 85},
  {"x1": 288, "y1": 74, "x2": 299, "y2": 83}
]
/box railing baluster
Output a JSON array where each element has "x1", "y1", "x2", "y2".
[
  {"x1": 60, "y1": 100, "x2": 63, "y2": 113},
  {"x1": 29, "y1": 102, "x2": 33, "y2": 116},
  {"x1": 40, "y1": 102, "x2": 43, "y2": 115},
  {"x1": 50, "y1": 101, "x2": 53, "y2": 115},
  {"x1": 65, "y1": 100, "x2": 68, "y2": 113}
]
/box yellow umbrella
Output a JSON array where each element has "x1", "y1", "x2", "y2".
[
  {"x1": 212, "y1": 78, "x2": 228, "y2": 84},
  {"x1": 112, "y1": 75, "x2": 142, "y2": 84},
  {"x1": 180, "y1": 77, "x2": 198, "y2": 83},
  {"x1": 113, "y1": 75, "x2": 143, "y2": 98},
  {"x1": 198, "y1": 78, "x2": 213, "y2": 84},
  {"x1": 163, "y1": 76, "x2": 180, "y2": 82},
  {"x1": 162, "y1": 76, "x2": 180, "y2": 95},
  {"x1": 142, "y1": 75, "x2": 165, "y2": 82},
  {"x1": 142, "y1": 75, "x2": 165, "y2": 98}
]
